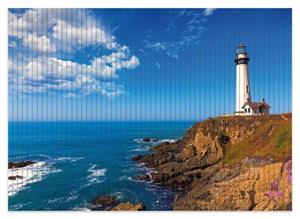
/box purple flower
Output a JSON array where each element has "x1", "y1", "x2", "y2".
[
  {"x1": 284, "y1": 161, "x2": 292, "y2": 184},
  {"x1": 288, "y1": 174, "x2": 292, "y2": 184},
  {"x1": 268, "y1": 190, "x2": 274, "y2": 199},
  {"x1": 270, "y1": 181, "x2": 279, "y2": 191},
  {"x1": 277, "y1": 191, "x2": 284, "y2": 198}
]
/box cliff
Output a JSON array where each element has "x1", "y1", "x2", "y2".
[{"x1": 133, "y1": 113, "x2": 292, "y2": 210}]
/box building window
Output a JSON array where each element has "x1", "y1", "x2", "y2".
[
  {"x1": 248, "y1": 108, "x2": 251, "y2": 113},
  {"x1": 244, "y1": 108, "x2": 247, "y2": 113}
]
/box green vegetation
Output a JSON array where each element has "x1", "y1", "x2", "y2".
[
  {"x1": 273, "y1": 124, "x2": 292, "y2": 151},
  {"x1": 221, "y1": 116, "x2": 292, "y2": 166}
]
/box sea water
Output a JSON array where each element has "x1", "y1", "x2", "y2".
[{"x1": 8, "y1": 121, "x2": 193, "y2": 210}]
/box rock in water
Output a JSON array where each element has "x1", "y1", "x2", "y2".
[
  {"x1": 90, "y1": 195, "x2": 145, "y2": 211},
  {"x1": 8, "y1": 175, "x2": 23, "y2": 180},
  {"x1": 91, "y1": 195, "x2": 118, "y2": 210},
  {"x1": 8, "y1": 161, "x2": 36, "y2": 169},
  {"x1": 131, "y1": 154, "x2": 144, "y2": 161},
  {"x1": 143, "y1": 138, "x2": 151, "y2": 142},
  {"x1": 111, "y1": 202, "x2": 145, "y2": 211},
  {"x1": 142, "y1": 137, "x2": 158, "y2": 143}
]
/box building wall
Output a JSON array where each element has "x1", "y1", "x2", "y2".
[
  {"x1": 235, "y1": 60, "x2": 251, "y2": 113},
  {"x1": 260, "y1": 108, "x2": 270, "y2": 115},
  {"x1": 243, "y1": 105, "x2": 270, "y2": 115},
  {"x1": 243, "y1": 106, "x2": 253, "y2": 115}
]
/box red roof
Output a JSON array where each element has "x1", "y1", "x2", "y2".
[{"x1": 242, "y1": 101, "x2": 271, "y2": 110}]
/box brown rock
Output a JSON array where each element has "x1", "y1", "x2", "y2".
[
  {"x1": 8, "y1": 175, "x2": 23, "y2": 180},
  {"x1": 182, "y1": 144, "x2": 196, "y2": 161},
  {"x1": 132, "y1": 174, "x2": 150, "y2": 182},
  {"x1": 111, "y1": 202, "x2": 145, "y2": 211},
  {"x1": 132, "y1": 154, "x2": 144, "y2": 161},
  {"x1": 143, "y1": 138, "x2": 152, "y2": 142},
  {"x1": 8, "y1": 161, "x2": 36, "y2": 169},
  {"x1": 132, "y1": 113, "x2": 292, "y2": 211},
  {"x1": 174, "y1": 161, "x2": 292, "y2": 211},
  {"x1": 91, "y1": 195, "x2": 118, "y2": 210}
]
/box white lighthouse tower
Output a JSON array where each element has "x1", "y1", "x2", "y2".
[{"x1": 235, "y1": 43, "x2": 251, "y2": 115}]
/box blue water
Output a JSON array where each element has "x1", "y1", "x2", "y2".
[{"x1": 8, "y1": 121, "x2": 193, "y2": 210}]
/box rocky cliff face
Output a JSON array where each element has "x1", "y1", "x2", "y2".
[{"x1": 133, "y1": 113, "x2": 292, "y2": 210}]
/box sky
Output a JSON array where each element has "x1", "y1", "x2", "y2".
[{"x1": 8, "y1": 8, "x2": 292, "y2": 121}]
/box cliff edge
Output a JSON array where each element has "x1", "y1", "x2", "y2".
[{"x1": 133, "y1": 113, "x2": 292, "y2": 210}]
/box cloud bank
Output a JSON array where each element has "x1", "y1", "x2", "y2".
[{"x1": 8, "y1": 9, "x2": 140, "y2": 98}]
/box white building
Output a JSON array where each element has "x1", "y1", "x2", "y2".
[
  {"x1": 234, "y1": 43, "x2": 270, "y2": 116},
  {"x1": 242, "y1": 98, "x2": 270, "y2": 115}
]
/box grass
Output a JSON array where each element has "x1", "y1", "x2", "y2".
[
  {"x1": 273, "y1": 124, "x2": 292, "y2": 151},
  {"x1": 221, "y1": 117, "x2": 292, "y2": 166}
]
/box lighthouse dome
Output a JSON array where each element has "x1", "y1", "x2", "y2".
[{"x1": 236, "y1": 43, "x2": 247, "y2": 54}]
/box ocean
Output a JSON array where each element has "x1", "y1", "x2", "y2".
[{"x1": 8, "y1": 121, "x2": 194, "y2": 210}]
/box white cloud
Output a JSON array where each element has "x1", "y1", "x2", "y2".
[
  {"x1": 144, "y1": 40, "x2": 178, "y2": 58},
  {"x1": 155, "y1": 62, "x2": 161, "y2": 70},
  {"x1": 99, "y1": 82, "x2": 125, "y2": 97},
  {"x1": 203, "y1": 8, "x2": 217, "y2": 16},
  {"x1": 166, "y1": 9, "x2": 187, "y2": 32},
  {"x1": 144, "y1": 9, "x2": 211, "y2": 58},
  {"x1": 8, "y1": 9, "x2": 124, "y2": 53},
  {"x1": 8, "y1": 9, "x2": 140, "y2": 98},
  {"x1": 52, "y1": 20, "x2": 117, "y2": 51},
  {"x1": 23, "y1": 53, "x2": 139, "y2": 82},
  {"x1": 8, "y1": 59, "x2": 12, "y2": 71},
  {"x1": 144, "y1": 41, "x2": 167, "y2": 52},
  {"x1": 23, "y1": 34, "x2": 56, "y2": 52},
  {"x1": 8, "y1": 41, "x2": 17, "y2": 48},
  {"x1": 13, "y1": 51, "x2": 139, "y2": 97},
  {"x1": 112, "y1": 55, "x2": 140, "y2": 70},
  {"x1": 8, "y1": 9, "x2": 88, "y2": 37},
  {"x1": 8, "y1": 9, "x2": 57, "y2": 53}
]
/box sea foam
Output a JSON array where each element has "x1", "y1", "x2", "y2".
[
  {"x1": 82, "y1": 164, "x2": 107, "y2": 187},
  {"x1": 54, "y1": 156, "x2": 84, "y2": 163},
  {"x1": 8, "y1": 161, "x2": 59, "y2": 197},
  {"x1": 133, "y1": 138, "x2": 177, "y2": 145}
]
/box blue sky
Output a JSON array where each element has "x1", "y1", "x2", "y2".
[{"x1": 8, "y1": 9, "x2": 291, "y2": 121}]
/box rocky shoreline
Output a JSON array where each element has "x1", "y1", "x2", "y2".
[
  {"x1": 8, "y1": 161, "x2": 36, "y2": 169},
  {"x1": 132, "y1": 113, "x2": 292, "y2": 210},
  {"x1": 8, "y1": 161, "x2": 37, "y2": 181},
  {"x1": 90, "y1": 195, "x2": 145, "y2": 211},
  {"x1": 8, "y1": 114, "x2": 292, "y2": 210}
]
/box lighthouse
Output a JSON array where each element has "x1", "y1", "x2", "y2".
[
  {"x1": 234, "y1": 43, "x2": 271, "y2": 116},
  {"x1": 235, "y1": 43, "x2": 251, "y2": 115}
]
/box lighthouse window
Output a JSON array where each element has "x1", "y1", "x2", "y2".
[{"x1": 246, "y1": 85, "x2": 249, "y2": 93}]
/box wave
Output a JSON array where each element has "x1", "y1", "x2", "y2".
[
  {"x1": 80, "y1": 164, "x2": 107, "y2": 188},
  {"x1": 110, "y1": 191, "x2": 124, "y2": 201},
  {"x1": 118, "y1": 175, "x2": 132, "y2": 181},
  {"x1": 133, "y1": 138, "x2": 154, "y2": 144},
  {"x1": 73, "y1": 207, "x2": 91, "y2": 211},
  {"x1": 8, "y1": 161, "x2": 60, "y2": 197},
  {"x1": 88, "y1": 165, "x2": 107, "y2": 177},
  {"x1": 10, "y1": 154, "x2": 84, "y2": 164},
  {"x1": 156, "y1": 139, "x2": 177, "y2": 144},
  {"x1": 9, "y1": 154, "x2": 52, "y2": 162},
  {"x1": 47, "y1": 197, "x2": 66, "y2": 204},
  {"x1": 54, "y1": 156, "x2": 84, "y2": 163},
  {"x1": 133, "y1": 138, "x2": 177, "y2": 145},
  {"x1": 131, "y1": 147, "x2": 150, "y2": 152}
]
